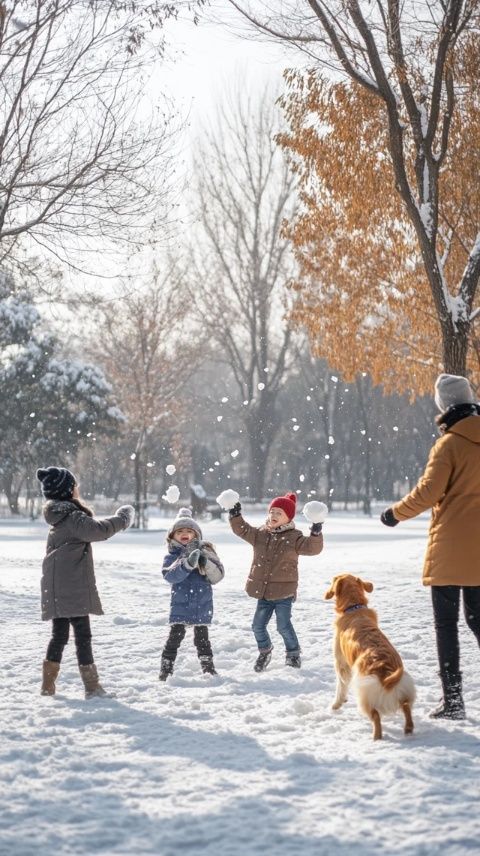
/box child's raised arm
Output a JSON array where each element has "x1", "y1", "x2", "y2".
[
  {"x1": 68, "y1": 505, "x2": 133, "y2": 543},
  {"x1": 228, "y1": 503, "x2": 258, "y2": 546},
  {"x1": 294, "y1": 529, "x2": 324, "y2": 556}
]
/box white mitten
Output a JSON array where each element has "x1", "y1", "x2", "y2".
[{"x1": 116, "y1": 504, "x2": 135, "y2": 529}]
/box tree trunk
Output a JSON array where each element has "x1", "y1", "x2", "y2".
[
  {"x1": 245, "y1": 400, "x2": 279, "y2": 502},
  {"x1": 343, "y1": 472, "x2": 350, "y2": 511},
  {"x1": 133, "y1": 430, "x2": 146, "y2": 529},
  {"x1": 441, "y1": 318, "x2": 469, "y2": 375},
  {"x1": 362, "y1": 442, "x2": 372, "y2": 516},
  {"x1": 355, "y1": 377, "x2": 372, "y2": 516},
  {"x1": 325, "y1": 454, "x2": 334, "y2": 511},
  {"x1": 247, "y1": 432, "x2": 269, "y2": 502},
  {"x1": 4, "y1": 473, "x2": 23, "y2": 514}
]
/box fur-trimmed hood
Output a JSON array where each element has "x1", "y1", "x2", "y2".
[{"x1": 43, "y1": 499, "x2": 78, "y2": 525}]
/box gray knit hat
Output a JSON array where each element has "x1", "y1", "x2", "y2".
[
  {"x1": 168, "y1": 507, "x2": 202, "y2": 540},
  {"x1": 36, "y1": 466, "x2": 76, "y2": 500},
  {"x1": 434, "y1": 374, "x2": 474, "y2": 412}
]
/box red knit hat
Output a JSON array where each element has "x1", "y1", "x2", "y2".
[{"x1": 269, "y1": 493, "x2": 297, "y2": 520}]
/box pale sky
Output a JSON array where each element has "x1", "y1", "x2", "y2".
[
  {"x1": 61, "y1": 2, "x2": 300, "y2": 295},
  {"x1": 160, "y1": 2, "x2": 296, "y2": 138}
]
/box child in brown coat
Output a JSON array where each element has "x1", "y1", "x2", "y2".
[{"x1": 228, "y1": 492, "x2": 323, "y2": 672}]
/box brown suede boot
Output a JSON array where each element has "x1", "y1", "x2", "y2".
[
  {"x1": 41, "y1": 660, "x2": 60, "y2": 696},
  {"x1": 79, "y1": 663, "x2": 113, "y2": 699}
]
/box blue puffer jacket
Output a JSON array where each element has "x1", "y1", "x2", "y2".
[{"x1": 162, "y1": 539, "x2": 224, "y2": 625}]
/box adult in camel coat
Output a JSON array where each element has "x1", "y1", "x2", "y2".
[{"x1": 381, "y1": 373, "x2": 480, "y2": 720}]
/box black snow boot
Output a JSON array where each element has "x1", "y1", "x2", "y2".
[
  {"x1": 159, "y1": 657, "x2": 174, "y2": 682},
  {"x1": 200, "y1": 656, "x2": 218, "y2": 676},
  {"x1": 254, "y1": 649, "x2": 272, "y2": 673},
  {"x1": 285, "y1": 652, "x2": 302, "y2": 669},
  {"x1": 429, "y1": 671, "x2": 466, "y2": 720}
]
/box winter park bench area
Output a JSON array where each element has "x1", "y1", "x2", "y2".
[{"x1": 190, "y1": 485, "x2": 224, "y2": 519}]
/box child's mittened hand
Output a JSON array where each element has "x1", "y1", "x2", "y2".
[
  {"x1": 186, "y1": 548, "x2": 201, "y2": 569},
  {"x1": 310, "y1": 522, "x2": 323, "y2": 535},
  {"x1": 116, "y1": 504, "x2": 135, "y2": 528},
  {"x1": 216, "y1": 489, "x2": 240, "y2": 510},
  {"x1": 303, "y1": 501, "x2": 328, "y2": 524}
]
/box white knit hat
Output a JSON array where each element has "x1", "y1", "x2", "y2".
[
  {"x1": 434, "y1": 374, "x2": 474, "y2": 412},
  {"x1": 168, "y1": 507, "x2": 202, "y2": 540}
]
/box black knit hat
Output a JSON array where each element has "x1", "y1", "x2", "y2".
[{"x1": 36, "y1": 467, "x2": 76, "y2": 500}]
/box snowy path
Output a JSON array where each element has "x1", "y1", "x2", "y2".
[{"x1": 1, "y1": 512, "x2": 480, "y2": 855}]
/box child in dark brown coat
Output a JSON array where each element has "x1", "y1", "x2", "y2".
[{"x1": 228, "y1": 492, "x2": 323, "y2": 672}]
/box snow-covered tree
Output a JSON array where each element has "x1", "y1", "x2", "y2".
[
  {"x1": 0, "y1": 1, "x2": 203, "y2": 272},
  {"x1": 0, "y1": 271, "x2": 124, "y2": 511},
  {"x1": 91, "y1": 262, "x2": 202, "y2": 527}
]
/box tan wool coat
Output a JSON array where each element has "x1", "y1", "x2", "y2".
[
  {"x1": 230, "y1": 514, "x2": 323, "y2": 600},
  {"x1": 392, "y1": 415, "x2": 480, "y2": 586}
]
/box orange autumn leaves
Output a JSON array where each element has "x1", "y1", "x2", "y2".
[{"x1": 278, "y1": 56, "x2": 480, "y2": 395}]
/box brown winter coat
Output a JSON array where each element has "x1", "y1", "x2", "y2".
[
  {"x1": 392, "y1": 415, "x2": 480, "y2": 586},
  {"x1": 230, "y1": 514, "x2": 323, "y2": 600},
  {"x1": 41, "y1": 500, "x2": 126, "y2": 620}
]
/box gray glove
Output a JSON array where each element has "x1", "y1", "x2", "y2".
[
  {"x1": 186, "y1": 548, "x2": 201, "y2": 569},
  {"x1": 198, "y1": 552, "x2": 207, "y2": 574},
  {"x1": 115, "y1": 504, "x2": 135, "y2": 529}
]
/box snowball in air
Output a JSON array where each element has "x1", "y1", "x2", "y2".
[
  {"x1": 303, "y1": 501, "x2": 328, "y2": 523},
  {"x1": 166, "y1": 464, "x2": 176, "y2": 475},
  {"x1": 163, "y1": 485, "x2": 180, "y2": 504},
  {"x1": 216, "y1": 489, "x2": 240, "y2": 510}
]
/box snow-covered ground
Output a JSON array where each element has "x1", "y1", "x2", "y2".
[{"x1": 1, "y1": 510, "x2": 480, "y2": 855}]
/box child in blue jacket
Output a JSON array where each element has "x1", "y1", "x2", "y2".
[{"x1": 160, "y1": 507, "x2": 224, "y2": 680}]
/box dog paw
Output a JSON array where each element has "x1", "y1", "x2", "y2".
[{"x1": 331, "y1": 701, "x2": 343, "y2": 710}]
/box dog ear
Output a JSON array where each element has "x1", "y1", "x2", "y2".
[
  {"x1": 362, "y1": 580, "x2": 374, "y2": 592},
  {"x1": 325, "y1": 577, "x2": 343, "y2": 600},
  {"x1": 324, "y1": 576, "x2": 339, "y2": 600}
]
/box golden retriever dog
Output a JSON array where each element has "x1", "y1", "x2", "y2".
[{"x1": 324, "y1": 574, "x2": 415, "y2": 740}]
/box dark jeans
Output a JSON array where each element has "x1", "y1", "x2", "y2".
[
  {"x1": 252, "y1": 597, "x2": 300, "y2": 654},
  {"x1": 162, "y1": 624, "x2": 213, "y2": 662},
  {"x1": 46, "y1": 616, "x2": 94, "y2": 666},
  {"x1": 431, "y1": 585, "x2": 480, "y2": 675}
]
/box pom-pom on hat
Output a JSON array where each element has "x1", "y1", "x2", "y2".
[
  {"x1": 268, "y1": 492, "x2": 297, "y2": 521},
  {"x1": 36, "y1": 466, "x2": 76, "y2": 500},
  {"x1": 434, "y1": 373, "x2": 474, "y2": 412},
  {"x1": 168, "y1": 507, "x2": 202, "y2": 540}
]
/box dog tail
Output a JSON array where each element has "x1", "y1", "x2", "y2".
[
  {"x1": 354, "y1": 671, "x2": 416, "y2": 717},
  {"x1": 381, "y1": 666, "x2": 404, "y2": 690}
]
